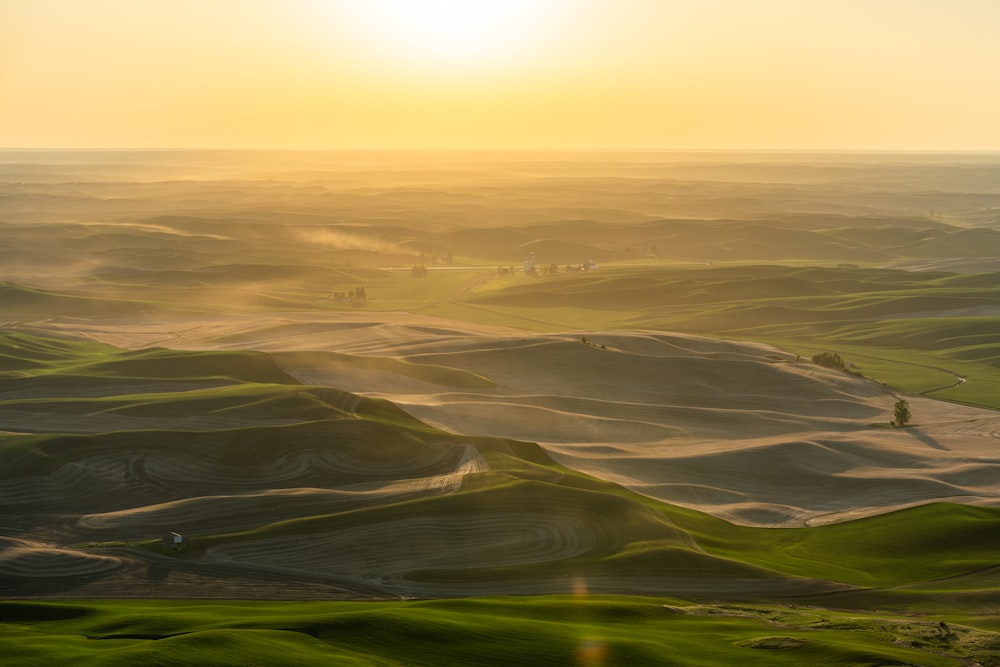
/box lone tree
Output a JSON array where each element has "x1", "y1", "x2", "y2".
[{"x1": 893, "y1": 399, "x2": 912, "y2": 427}]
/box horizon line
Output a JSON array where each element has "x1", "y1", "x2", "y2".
[{"x1": 4, "y1": 147, "x2": 1000, "y2": 154}]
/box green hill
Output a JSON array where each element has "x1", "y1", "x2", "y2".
[{"x1": 1, "y1": 333, "x2": 997, "y2": 606}]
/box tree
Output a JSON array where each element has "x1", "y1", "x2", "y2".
[
  {"x1": 893, "y1": 399, "x2": 911, "y2": 427},
  {"x1": 811, "y1": 351, "x2": 846, "y2": 371}
]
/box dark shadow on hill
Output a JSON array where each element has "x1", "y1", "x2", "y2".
[
  {"x1": 899, "y1": 426, "x2": 948, "y2": 451},
  {"x1": 0, "y1": 570, "x2": 118, "y2": 598}
]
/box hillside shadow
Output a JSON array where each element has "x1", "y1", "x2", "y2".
[
  {"x1": 0, "y1": 571, "x2": 114, "y2": 598},
  {"x1": 901, "y1": 426, "x2": 947, "y2": 451}
]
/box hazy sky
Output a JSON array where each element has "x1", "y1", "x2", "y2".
[{"x1": 3, "y1": 0, "x2": 1000, "y2": 150}]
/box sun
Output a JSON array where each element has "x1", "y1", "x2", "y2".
[{"x1": 340, "y1": 0, "x2": 567, "y2": 73}]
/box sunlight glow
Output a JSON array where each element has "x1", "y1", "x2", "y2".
[
  {"x1": 342, "y1": 0, "x2": 567, "y2": 73},
  {"x1": 5, "y1": 0, "x2": 1000, "y2": 149}
]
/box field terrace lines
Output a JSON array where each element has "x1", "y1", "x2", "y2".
[
  {"x1": 0, "y1": 383, "x2": 357, "y2": 435},
  {"x1": 47, "y1": 314, "x2": 1000, "y2": 528},
  {"x1": 194, "y1": 481, "x2": 838, "y2": 598},
  {"x1": 203, "y1": 512, "x2": 599, "y2": 596},
  {"x1": 0, "y1": 537, "x2": 125, "y2": 579},
  {"x1": 0, "y1": 377, "x2": 236, "y2": 400},
  {"x1": 395, "y1": 397, "x2": 686, "y2": 444},
  {"x1": 25, "y1": 312, "x2": 527, "y2": 355},
  {"x1": 76, "y1": 446, "x2": 484, "y2": 537},
  {"x1": 0, "y1": 430, "x2": 482, "y2": 513},
  {"x1": 255, "y1": 320, "x2": 1000, "y2": 527},
  {"x1": 0, "y1": 428, "x2": 490, "y2": 596},
  {"x1": 6, "y1": 315, "x2": 1000, "y2": 600},
  {"x1": 0, "y1": 406, "x2": 302, "y2": 435},
  {"x1": 0, "y1": 332, "x2": 493, "y2": 570},
  {"x1": 547, "y1": 433, "x2": 1000, "y2": 526}
]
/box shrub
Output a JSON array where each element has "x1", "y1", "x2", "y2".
[{"x1": 811, "y1": 351, "x2": 846, "y2": 371}]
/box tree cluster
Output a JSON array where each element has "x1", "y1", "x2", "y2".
[{"x1": 811, "y1": 351, "x2": 846, "y2": 371}]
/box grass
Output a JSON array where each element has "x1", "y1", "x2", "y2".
[
  {"x1": 2, "y1": 331, "x2": 997, "y2": 599},
  {"x1": 0, "y1": 596, "x2": 995, "y2": 666},
  {"x1": 438, "y1": 263, "x2": 1000, "y2": 408},
  {"x1": 275, "y1": 350, "x2": 496, "y2": 389},
  {"x1": 159, "y1": 452, "x2": 1000, "y2": 597},
  {"x1": 317, "y1": 266, "x2": 495, "y2": 311},
  {"x1": 695, "y1": 503, "x2": 1000, "y2": 588},
  {"x1": 17, "y1": 260, "x2": 995, "y2": 409},
  {"x1": 0, "y1": 332, "x2": 297, "y2": 385},
  {"x1": 0, "y1": 282, "x2": 155, "y2": 320},
  {"x1": 4, "y1": 262, "x2": 1000, "y2": 663}
]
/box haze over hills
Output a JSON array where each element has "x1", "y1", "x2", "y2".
[
  {"x1": 8, "y1": 0, "x2": 1000, "y2": 659},
  {"x1": 2, "y1": 152, "x2": 999, "y2": 637}
]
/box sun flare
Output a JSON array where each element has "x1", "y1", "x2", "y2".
[{"x1": 342, "y1": 0, "x2": 566, "y2": 73}]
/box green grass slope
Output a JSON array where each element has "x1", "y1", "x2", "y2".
[
  {"x1": 1, "y1": 332, "x2": 997, "y2": 604},
  {"x1": 453, "y1": 263, "x2": 1000, "y2": 407},
  {"x1": 2, "y1": 597, "x2": 998, "y2": 666},
  {"x1": 0, "y1": 282, "x2": 154, "y2": 319}
]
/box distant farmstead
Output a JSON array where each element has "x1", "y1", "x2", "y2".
[{"x1": 162, "y1": 531, "x2": 186, "y2": 549}]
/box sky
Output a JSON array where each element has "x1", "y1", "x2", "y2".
[{"x1": 3, "y1": 0, "x2": 1000, "y2": 151}]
